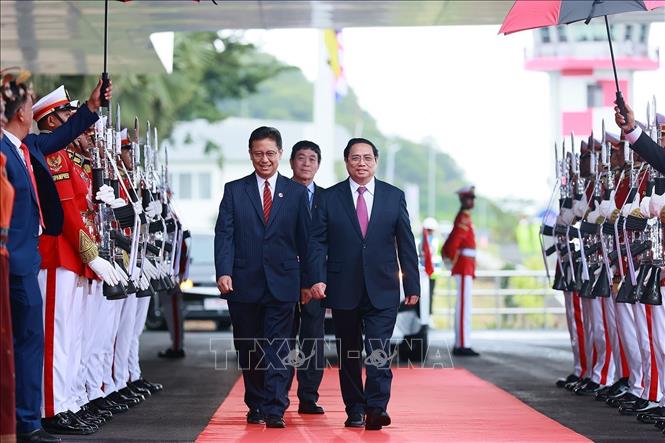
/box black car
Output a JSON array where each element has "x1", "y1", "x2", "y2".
[{"x1": 146, "y1": 232, "x2": 231, "y2": 331}]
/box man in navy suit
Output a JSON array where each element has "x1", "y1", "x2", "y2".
[
  {"x1": 1, "y1": 78, "x2": 109, "y2": 443},
  {"x1": 214, "y1": 126, "x2": 310, "y2": 429},
  {"x1": 285, "y1": 140, "x2": 326, "y2": 415},
  {"x1": 308, "y1": 138, "x2": 420, "y2": 430}
]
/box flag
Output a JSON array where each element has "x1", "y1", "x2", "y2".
[
  {"x1": 323, "y1": 29, "x2": 348, "y2": 100},
  {"x1": 422, "y1": 229, "x2": 435, "y2": 277}
]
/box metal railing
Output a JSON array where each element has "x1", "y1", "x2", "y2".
[{"x1": 432, "y1": 270, "x2": 565, "y2": 330}]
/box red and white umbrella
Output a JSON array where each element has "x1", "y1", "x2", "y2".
[{"x1": 499, "y1": 0, "x2": 665, "y2": 118}]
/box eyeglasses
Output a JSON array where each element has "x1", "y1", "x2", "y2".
[
  {"x1": 348, "y1": 155, "x2": 376, "y2": 165},
  {"x1": 251, "y1": 150, "x2": 279, "y2": 160}
]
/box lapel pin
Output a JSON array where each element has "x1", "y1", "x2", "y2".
[{"x1": 278, "y1": 192, "x2": 283, "y2": 198}]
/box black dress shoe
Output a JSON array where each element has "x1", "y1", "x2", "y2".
[
  {"x1": 158, "y1": 348, "x2": 185, "y2": 359},
  {"x1": 91, "y1": 397, "x2": 128, "y2": 414},
  {"x1": 619, "y1": 398, "x2": 651, "y2": 416},
  {"x1": 120, "y1": 386, "x2": 146, "y2": 402},
  {"x1": 64, "y1": 410, "x2": 99, "y2": 432},
  {"x1": 298, "y1": 402, "x2": 325, "y2": 414},
  {"x1": 566, "y1": 377, "x2": 588, "y2": 391},
  {"x1": 42, "y1": 412, "x2": 96, "y2": 435},
  {"x1": 128, "y1": 382, "x2": 152, "y2": 397},
  {"x1": 344, "y1": 413, "x2": 365, "y2": 428},
  {"x1": 574, "y1": 380, "x2": 601, "y2": 395},
  {"x1": 81, "y1": 403, "x2": 111, "y2": 421},
  {"x1": 16, "y1": 428, "x2": 62, "y2": 443},
  {"x1": 595, "y1": 378, "x2": 628, "y2": 401},
  {"x1": 452, "y1": 347, "x2": 480, "y2": 356},
  {"x1": 246, "y1": 409, "x2": 265, "y2": 424},
  {"x1": 556, "y1": 374, "x2": 579, "y2": 388},
  {"x1": 656, "y1": 418, "x2": 665, "y2": 429},
  {"x1": 637, "y1": 406, "x2": 664, "y2": 424},
  {"x1": 265, "y1": 415, "x2": 286, "y2": 428},
  {"x1": 607, "y1": 391, "x2": 639, "y2": 408},
  {"x1": 107, "y1": 391, "x2": 140, "y2": 407},
  {"x1": 366, "y1": 409, "x2": 391, "y2": 431},
  {"x1": 75, "y1": 408, "x2": 106, "y2": 426},
  {"x1": 133, "y1": 378, "x2": 163, "y2": 393}
]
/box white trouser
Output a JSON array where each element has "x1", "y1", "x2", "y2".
[
  {"x1": 102, "y1": 297, "x2": 124, "y2": 393},
  {"x1": 589, "y1": 297, "x2": 615, "y2": 385},
  {"x1": 580, "y1": 297, "x2": 595, "y2": 379},
  {"x1": 129, "y1": 296, "x2": 151, "y2": 381},
  {"x1": 633, "y1": 303, "x2": 663, "y2": 402},
  {"x1": 38, "y1": 268, "x2": 80, "y2": 416},
  {"x1": 656, "y1": 290, "x2": 665, "y2": 407},
  {"x1": 72, "y1": 279, "x2": 104, "y2": 407},
  {"x1": 113, "y1": 293, "x2": 138, "y2": 391},
  {"x1": 161, "y1": 289, "x2": 185, "y2": 351},
  {"x1": 564, "y1": 291, "x2": 588, "y2": 377},
  {"x1": 453, "y1": 274, "x2": 472, "y2": 349},
  {"x1": 86, "y1": 290, "x2": 121, "y2": 400},
  {"x1": 613, "y1": 290, "x2": 643, "y2": 396},
  {"x1": 603, "y1": 295, "x2": 627, "y2": 380}
]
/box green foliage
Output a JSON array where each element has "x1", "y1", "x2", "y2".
[{"x1": 31, "y1": 32, "x2": 287, "y2": 141}]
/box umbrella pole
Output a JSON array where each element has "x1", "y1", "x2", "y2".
[
  {"x1": 604, "y1": 15, "x2": 627, "y2": 121},
  {"x1": 101, "y1": 0, "x2": 110, "y2": 109}
]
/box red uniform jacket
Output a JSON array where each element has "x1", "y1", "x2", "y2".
[
  {"x1": 39, "y1": 149, "x2": 98, "y2": 278},
  {"x1": 441, "y1": 209, "x2": 476, "y2": 277}
]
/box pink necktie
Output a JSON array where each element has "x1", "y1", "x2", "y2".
[{"x1": 356, "y1": 186, "x2": 368, "y2": 237}]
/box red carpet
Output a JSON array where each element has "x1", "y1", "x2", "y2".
[{"x1": 196, "y1": 368, "x2": 590, "y2": 442}]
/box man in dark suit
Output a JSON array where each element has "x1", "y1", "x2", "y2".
[
  {"x1": 285, "y1": 140, "x2": 326, "y2": 415},
  {"x1": 1, "y1": 78, "x2": 109, "y2": 443},
  {"x1": 214, "y1": 126, "x2": 310, "y2": 429},
  {"x1": 308, "y1": 138, "x2": 420, "y2": 430}
]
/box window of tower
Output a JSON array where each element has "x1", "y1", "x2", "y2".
[
  {"x1": 556, "y1": 26, "x2": 568, "y2": 42},
  {"x1": 625, "y1": 24, "x2": 633, "y2": 41},
  {"x1": 540, "y1": 27, "x2": 551, "y2": 43},
  {"x1": 639, "y1": 24, "x2": 648, "y2": 43}
]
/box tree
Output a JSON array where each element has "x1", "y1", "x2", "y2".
[{"x1": 31, "y1": 32, "x2": 289, "y2": 141}]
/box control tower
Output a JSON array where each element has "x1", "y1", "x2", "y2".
[{"x1": 526, "y1": 21, "x2": 660, "y2": 141}]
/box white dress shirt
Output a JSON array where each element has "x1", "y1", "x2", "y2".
[
  {"x1": 2, "y1": 129, "x2": 26, "y2": 165},
  {"x1": 349, "y1": 176, "x2": 375, "y2": 219},
  {"x1": 256, "y1": 172, "x2": 278, "y2": 209}
]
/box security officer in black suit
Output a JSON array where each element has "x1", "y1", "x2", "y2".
[{"x1": 286, "y1": 141, "x2": 326, "y2": 414}]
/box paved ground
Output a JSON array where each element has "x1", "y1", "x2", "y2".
[{"x1": 60, "y1": 328, "x2": 663, "y2": 443}]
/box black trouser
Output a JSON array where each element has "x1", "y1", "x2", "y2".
[
  {"x1": 287, "y1": 299, "x2": 326, "y2": 404},
  {"x1": 332, "y1": 292, "x2": 398, "y2": 416},
  {"x1": 228, "y1": 293, "x2": 295, "y2": 417}
]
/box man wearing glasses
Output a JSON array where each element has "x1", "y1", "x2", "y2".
[
  {"x1": 307, "y1": 138, "x2": 420, "y2": 430},
  {"x1": 214, "y1": 126, "x2": 310, "y2": 429}
]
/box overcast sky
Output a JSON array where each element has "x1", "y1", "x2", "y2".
[{"x1": 242, "y1": 22, "x2": 665, "y2": 203}]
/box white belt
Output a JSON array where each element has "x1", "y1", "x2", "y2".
[{"x1": 460, "y1": 249, "x2": 476, "y2": 258}]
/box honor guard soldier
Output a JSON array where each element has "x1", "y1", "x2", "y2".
[
  {"x1": 35, "y1": 87, "x2": 125, "y2": 436},
  {"x1": 442, "y1": 185, "x2": 479, "y2": 356},
  {"x1": 420, "y1": 216, "x2": 441, "y2": 314}
]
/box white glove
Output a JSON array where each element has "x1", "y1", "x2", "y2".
[
  {"x1": 142, "y1": 259, "x2": 159, "y2": 280},
  {"x1": 621, "y1": 193, "x2": 639, "y2": 217},
  {"x1": 138, "y1": 272, "x2": 150, "y2": 291},
  {"x1": 586, "y1": 205, "x2": 602, "y2": 224},
  {"x1": 95, "y1": 184, "x2": 116, "y2": 205},
  {"x1": 132, "y1": 201, "x2": 143, "y2": 216},
  {"x1": 640, "y1": 196, "x2": 652, "y2": 218},
  {"x1": 160, "y1": 261, "x2": 171, "y2": 276},
  {"x1": 650, "y1": 192, "x2": 665, "y2": 217},
  {"x1": 88, "y1": 256, "x2": 122, "y2": 286},
  {"x1": 146, "y1": 201, "x2": 161, "y2": 219},
  {"x1": 572, "y1": 196, "x2": 588, "y2": 219},
  {"x1": 599, "y1": 191, "x2": 617, "y2": 219},
  {"x1": 557, "y1": 207, "x2": 575, "y2": 226},
  {"x1": 113, "y1": 262, "x2": 129, "y2": 286}
]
